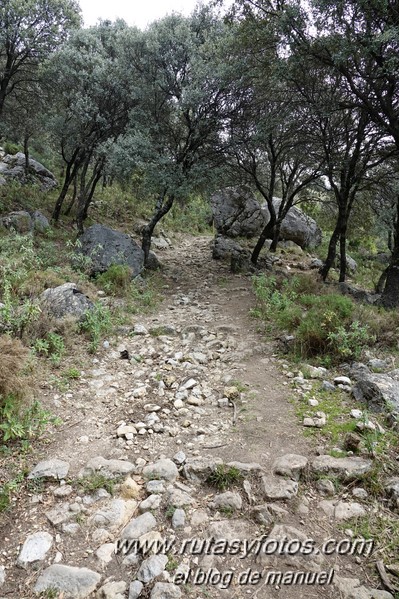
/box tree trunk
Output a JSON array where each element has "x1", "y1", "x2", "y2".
[
  {"x1": 339, "y1": 225, "x2": 347, "y2": 283},
  {"x1": 270, "y1": 221, "x2": 282, "y2": 252},
  {"x1": 142, "y1": 192, "x2": 174, "y2": 265},
  {"x1": 52, "y1": 160, "x2": 79, "y2": 222},
  {"x1": 380, "y1": 195, "x2": 399, "y2": 307},
  {"x1": 23, "y1": 135, "x2": 29, "y2": 176},
  {"x1": 320, "y1": 216, "x2": 342, "y2": 281},
  {"x1": 251, "y1": 203, "x2": 276, "y2": 265},
  {"x1": 64, "y1": 173, "x2": 78, "y2": 216}
]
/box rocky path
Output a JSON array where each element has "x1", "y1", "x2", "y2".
[{"x1": 0, "y1": 235, "x2": 394, "y2": 599}]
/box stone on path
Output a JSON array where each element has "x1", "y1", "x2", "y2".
[
  {"x1": 34, "y1": 564, "x2": 101, "y2": 598},
  {"x1": 150, "y1": 582, "x2": 182, "y2": 599},
  {"x1": 88, "y1": 499, "x2": 137, "y2": 531},
  {"x1": 137, "y1": 554, "x2": 168, "y2": 583},
  {"x1": 334, "y1": 576, "x2": 394, "y2": 599},
  {"x1": 121, "y1": 512, "x2": 157, "y2": 539},
  {"x1": 210, "y1": 491, "x2": 242, "y2": 510},
  {"x1": 311, "y1": 455, "x2": 373, "y2": 481},
  {"x1": 98, "y1": 580, "x2": 127, "y2": 599},
  {"x1": 17, "y1": 531, "x2": 53, "y2": 568},
  {"x1": 79, "y1": 456, "x2": 135, "y2": 479},
  {"x1": 129, "y1": 581, "x2": 144, "y2": 599},
  {"x1": 319, "y1": 500, "x2": 366, "y2": 521},
  {"x1": 272, "y1": 454, "x2": 308, "y2": 481},
  {"x1": 183, "y1": 457, "x2": 223, "y2": 482},
  {"x1": 28, "y1": 458, "x2": 69, "y2": 480},
  {"x1": 142, "y1": 459, "x2": 179, "y2": 482},
  {"x1": 262, "y1": 475, "x2": 298, "y2": 500}
]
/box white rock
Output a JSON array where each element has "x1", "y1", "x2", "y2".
[
  {"x1": 17, "y1": 531, "x2": 53, "y2": 568},
  {"x1": 134, "y1": 324, "x2": 148, "y2": 335},
  {"x1": 334, "y1": 376, "x2": 352, "y2": 386},
  {"x1": 350, "y1": 409, "x2": 363, "y2": 419}
]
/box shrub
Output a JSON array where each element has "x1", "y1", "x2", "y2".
[
  {"x1": 206, "y1": 465, "x2": 243, "y2": 490},
  {"x1": 295, "y1": 295, "x2": 354, "y2": 357},
  {"x1": 3, "y1": 141, "x2": 20, "y2": 155},
  {"x1": 327, "y1": 321, "x2": 375, "y2": 360},
  {"x1": 0, "y1": 335, "x2": 29, "y2": 409},
  {"x1": 0, "y1": 397, "x2": 56, "y2": 446},
  {"x1": 95, "y1": 264, "x2": 132, "y2": 294},
  {"x1": 79, "y1": 302, "x2": 112, "y2": 353},
  {"x1": 33, "y1": 332, "x2": 65, "y2": 366}
]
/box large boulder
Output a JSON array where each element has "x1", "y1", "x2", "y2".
[
  {"x1": 0, "y1": 150, "x2": 57, "y2": 190},
  {"x1": 210, "y1": 187, "x2": 322, "y2": 249},
  {"x1": 1, "y1": 209, "x2": 50, "y2": 235},
  {"x1": 210, "y1": 186, "x2": 266, "y2": 238},
  {"x1": 212, "y1": 234, "x2": 243, "y2": 260},
  {"x1": 1, "y1": 210, "x2": 33, "y2": 233},
  {"x1": 352, "y1": 367, "x2": 399, "y2": 412},
  {"x1": 77, "y1": 224, "x2": 144, "y2": 277},
  {"x1": 261, "y1": 198, "x2": 322, "y2": 249},
  {"x1": 40, "y1": 283, "x2": 94, "y2": 322}
]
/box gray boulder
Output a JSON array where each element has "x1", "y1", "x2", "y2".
[
  {"x1": 352, "y1": 369, "x2": 399, "y2": 412},
  {"x1": 210, "y1": 186, "x2": 322, "y2": 249},
  {"x1": 210, "y1": 186, "x2": 266, "y2": 238},
  {"x1": 339, "y1": 282, "x2": 380, "y2": 305},
  {"x1": 0, "y1": 151, "x2": 57, "y2": 190},
  {"x1": 212, "y1": 235, "x2": 243, "y2": 260},
  {"x1": 1, "y1": 210, "x2": 32, "y2": 233},
  {"x1": 336, "y1": 254, "x2": 357, "y2": 273},
  {"x1": 261, "y1": 198, "x2": 322, "y2": 249},
  {"x1": 32, "y1": 210, "x2": 50, "y2": 232},
  {"x1": 34, "y1": 564, "x2": 101, "y2": 598},
  {"x1": 77, "y1": 224, "x2": 144, "y2": 277},
  {"x1": 40, "y1": 283, "x2": 94, "y2": 322}
]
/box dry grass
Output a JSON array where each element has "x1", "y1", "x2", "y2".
[
  {"x1": 18, "y1": 270, "x2": 66, "y2": 298},
  {"x1": 0, "y1": 335, "x2": 29, "y2": 406}
]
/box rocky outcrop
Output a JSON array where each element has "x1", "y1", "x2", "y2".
[
  {"x1": 40, "y1": 283, "x2": 94, "y2": 322},
  {"x1": 1, "y1": 209, "x2": 50, "y2": 234},
  {"x1": 210, "y1": 186, "x2": 266, "y2": 238},
  {"x1": 77, "y1": 224, "x2": 144, "y2": 277},
  {"x1": 0, "y1": 150, "x2": 57, "y2": 190},
  {"x1": 352, "y1": 366, "x2": 399, "y2": 412},
  {"x1": 262, "y1": 198, "x2": 322, "y2": 249},
  {"x1": 210, "y1": 187, "x2": 321, "y2": 249}
]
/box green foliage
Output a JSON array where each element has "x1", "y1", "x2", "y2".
[
  {"x1": 77, "y1": 473, "x2": 117, "y2": 495},
  {"x1": 0, "y1": 0, "x2": 81, "y2": 119},
  {"x1": 79, "y1": 302, "x2": 112, "y2": 353},
  {"x1": 125, "y1": 276, "x2": 161, "y2": 315},
  {"x1": 33, "y1": 332, "x2": 65, "y2": 366},
  {"x1": 0, "y1": 470, "x2": 25, "y2": 512},
  {"x1": 251, "y1": 272, "x2": 374, "y2": 363},
  {"x1": 0, "y1": 396, "x2": 59, "y2": 447},
  {"x1": 62, "y1": 367, "x2": 80, "y2": 380},
  {"x1": 3, "y1": 141, "x2": 20, "y2": 155},
  {"x1": 164, "y1": 195, "x2": 213, "y2": 234},
  {"x1": 0, "y1": 277, "x2": 41, "y2": 338},
  {"x1": 206, "y1": 465, "x2": 243, "y2": 491},
  {"x1": 67, "y1": 239, "x2": 93, "y2": 275},
  {"x1": 327, "y1": 321, "x2": 375, "y2": 361},
  {"x1": 95, "y1": 264, "x2": 132, "y2": 295}
]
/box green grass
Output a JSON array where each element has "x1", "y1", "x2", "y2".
[
  {"x1": 206, "y1": 465, "x2": 243, "y2": 491},
  {"x1": 252, "y1": 272, "x2": 377, "y2": 363},
  {"x1": 76, "y1": 473, "x2": 119, "y2": 495}
]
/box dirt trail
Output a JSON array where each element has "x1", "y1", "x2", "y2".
[{"x1": 0, "y1": 235, "x2": 389, "y2": 599}]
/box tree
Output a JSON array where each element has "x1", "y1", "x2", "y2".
[
  {"x1": 44, "y1": 21, "x2": 137, "y2": 231},
  {"x1": 220, "y1": 13, "x2": 323, "y2": 264},
  {"x1": 287, "y1": 57, "x2": 390, "y2": 281},
  {"x1": 0, "y1": 0, "x2": 81, "y2": 120},
  {"x1": 116, "y1": 9, "x2": 238, "y2": 264},
  {"x1": 279, "y1": 0, "x2": 399, "y2": 301}
]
